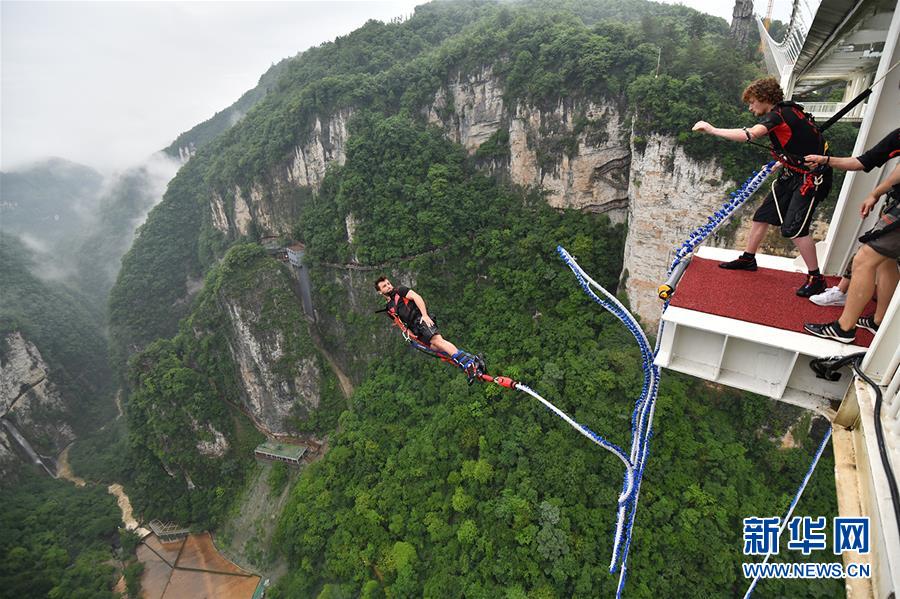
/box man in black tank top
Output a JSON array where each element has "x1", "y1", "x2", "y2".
[
  {"x1": 692, "y1": 76, "x2": 832, "y2": 298},
  {"x1": 375, "y1": 276, "x2": 485, "y2": 381}
]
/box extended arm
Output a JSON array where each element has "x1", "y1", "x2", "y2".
[
  {"x1": 692, "y1": 122, "x2": 768, "y2": 142},
  {"x1": 804, "y1": 155, "x2": 864, "y2": 171}
]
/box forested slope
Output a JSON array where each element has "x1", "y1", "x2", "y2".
[{"x1": 100, "y1": 1, "x2": 844, "y2": 597}]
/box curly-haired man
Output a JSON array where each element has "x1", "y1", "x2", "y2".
[{"x1": 692, "y1": 76, "x2": 833, "y2": 297}]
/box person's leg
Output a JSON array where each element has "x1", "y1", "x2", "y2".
[
  {"x1": 428, "y1": 335, "x2": 458, "y2": 357},
  {"x1": 839, "y1": 276, "x2": 851, "y2": 294},
  {"x1": 792, "y1": 235, "x2": 819, "y2": 272},
  {"x1": 838, "y1": 245, "x2": 891, "y2": 331},
  {"x1": 745, "y1": 221, "x2": 769, "y2": 254},
  {"x1": 874, "y1": 259, "x2": 899, "y2": 325}
]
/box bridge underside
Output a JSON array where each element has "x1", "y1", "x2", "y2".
[{"x1": 759, "y1": 0, "x2": 895, "y2": 122}]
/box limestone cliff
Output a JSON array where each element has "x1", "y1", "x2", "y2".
[
  {"x1": 191, "y1": 248, "x2": 327, "y2": 436},
  {"x1": 221, "y1": 297, "x2": 321, "y2": 434},
  {"x1": 208, "y1": 109, "x2": 353, "y2": 241},
  {"x1": 0, "y1": 332, "x2": 75, "y2": 469},
  {"x1": 201, "y1": 67, "x2": 749, "y2": 332},
  {"x1": 426, "y1": 67, "x2": 631, "y2": 218}
]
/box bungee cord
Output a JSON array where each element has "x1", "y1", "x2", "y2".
[{"x1": 383, "y1": 159, "x2": 836, "y2": 597}]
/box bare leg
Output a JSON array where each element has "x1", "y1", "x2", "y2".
[
  {"x1": 874, "y1": 259, "x2": 899, "y2": 325},
  {"x1": 792, "y1": 235, "x2": 819, "y2": 272},
  {"x1": 838, "y1": 245, "x2": 891, "y2": 331},
  {"x1": 746, "y1": 221, "x2": 769, "y2": 254},
  {"x1": 429, "y1": 335, "x2": 458, "y2": 357},
  {"x1": 838, "y1": 276, "x2": 851, "y2": 294}
]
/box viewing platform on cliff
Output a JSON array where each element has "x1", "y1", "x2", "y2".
[{"x1": 254, "y1": 441, "x2": 307, "y2": 466}]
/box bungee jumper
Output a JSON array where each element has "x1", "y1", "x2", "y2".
[
  {"x1": 692, "y1": 76, "x2": 833, "y2": 298},
  {"x1": 374, "y1": 276, "x2": 486, "y2": 383}
]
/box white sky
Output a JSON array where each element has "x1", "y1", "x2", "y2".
[{"x1": 1, "y1": 0, "x2": 790, "y2": 174}]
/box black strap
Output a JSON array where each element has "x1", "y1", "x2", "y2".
[
  {"x1": 820, "y1": 89, "x2": 872, "y2": 133},
  {"x1": 859, "y1": 219, "x2": 900, "y2": 244}
]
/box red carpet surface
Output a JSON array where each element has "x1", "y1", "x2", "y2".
[{"x1": 669, "y1": 257, "x2": 875, "y2": 348}]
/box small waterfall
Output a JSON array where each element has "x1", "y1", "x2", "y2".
[
  {"x1": 1, "y1": 418, "x2": 56, "y2": 478},
  {"x1": 287, "y1": 246, "x2": 316, "y2": 321}
]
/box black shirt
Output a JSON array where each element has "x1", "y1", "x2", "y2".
[
  {"x1": 857, "y1": 128, "x2": 900, "y2": 198},
  {"x1": 758, "y1": 102, "x2": 826, "y2": 159},
  {"x1": 386, "y1": 286, "x2": 421, "y2": 328}
]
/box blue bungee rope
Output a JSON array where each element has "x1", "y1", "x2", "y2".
[
  {"x1": 743, "y1": 428, "x2": 834, "y2": 598},
  {"x1": 553, "y1": 161, "x2": 781, "y2": 597},
  {"x1": 556, "y1": 246, "x2": 658, "y2": 587}
]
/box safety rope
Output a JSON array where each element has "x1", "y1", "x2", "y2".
[
  {"x1": 389, "y1": 312, "x2": 636, "y2": 502},
  {"x1": 743, "y1": 427, "x2": 834, "y2": 598},
  {"x1": 556, "y1": 246, "x2": 658, "y2": 589}
]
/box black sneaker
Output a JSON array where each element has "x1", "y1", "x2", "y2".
[
  {"x1": 857, "y1": 315, "x2": 879, "y2": 334},
  {"x1": 473, "y1": 354, "x2": 486, "y2": 376},
  {"x1": 719, "y1": 255, "x2": 757, "y2": 271},
  {"x1": 803, "y1": 321, "x2": 855, "y2": 344},
  {"x1": 796, "y1": 274, "x2": 826, "y2": 297}
]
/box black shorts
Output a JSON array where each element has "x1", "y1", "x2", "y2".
[
  {"x1": 753, "y1": 169, "x2": 832, "y2": 239},
  {"x1": 410, "y1": 316, "x2": 440, "y2": 345}
]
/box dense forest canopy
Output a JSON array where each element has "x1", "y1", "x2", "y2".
[
  {"x1": 3, "y1": 0, "x2": 859, "y2": 597},
  {"x1": 0, "y1": 472, "x2": 122, "y2": 599}
]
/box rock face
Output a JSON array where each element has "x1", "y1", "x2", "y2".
[
  {"x1": 219, "y1": 285, "x2": 321, "y2": 435},
  {"x1": 730, "y1": 0, "x2": 755, "y2": 47},
  {"x1": 207, "y1": 67, "x2": 748, "y2": 331},
  {"x1": 426, "y1": 67, "x2": 631, "y2": 219},
  {"x1": 0, "y1": 332, "x2": 75, "y2": 466},
  {"x1": 195, "y1": 423, "x2": 229, "y2": 458},
  {"x1": 208, "y1": 109, "x2": 353, "y2": 241},
  {"x1": 287, "y1": 109, "x2": 353, "y2": 189},
  {"x1": 622, "y1": 135, "x2": 735, "y2": 327}
]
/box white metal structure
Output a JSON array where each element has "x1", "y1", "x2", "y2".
[{"x1": 658, "y1": 1, "x2": 900, "y2": 596}]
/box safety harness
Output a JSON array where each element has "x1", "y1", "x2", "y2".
[
  {"x1": 745, "y1": 101, "x2": 829, "y2": 196},
  {"x1": 378, "y1": 292, "x2": 485, "y2": 383}
]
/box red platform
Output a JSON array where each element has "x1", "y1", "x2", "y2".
[{"x1": 669, "y1": 257, "x2": 876, "y2": 348}]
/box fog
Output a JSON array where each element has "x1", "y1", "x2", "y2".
[
  {"x1": 1, "y1": 1, "x2": 789, "y2": 175},
  {"x1": 1, "y1": 1, "x2": 423, "y2": 174}
]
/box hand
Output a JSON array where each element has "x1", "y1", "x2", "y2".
[
  {"x1": 860, "y1": 194, "x2": 879, "y2": 218},
  {"x1": 692, "y1": 121, "x2": 712, "y2": 134},
  {"x1": 805, "y1": 154, "x2": 827, "y2": 168},
  {"x1": 420, "y1": 315, "x2": 434, "y2": 328}
]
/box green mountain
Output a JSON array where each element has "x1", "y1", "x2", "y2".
[
  {"x1": 84, "y1": 1, "x2": 846, "y2": 597},
  {"x1": 0, "y1": 236, "x2": 116, "y2": 495}
]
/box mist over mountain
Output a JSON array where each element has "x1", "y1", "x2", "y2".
[
  {"x1": 1, "y1": 2, "x2": 848, "y2": 597},
  {"x1": 0, "y1": 158, "x2": 104, "y2": 251}
]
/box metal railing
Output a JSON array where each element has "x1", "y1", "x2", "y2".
[{"x1": 803, "y1": 100, "x2": 867, "y2": 121}]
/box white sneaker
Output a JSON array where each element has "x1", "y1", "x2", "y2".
[{"x1": 810, "y1": 286, "x2": 846, "y2": 306}]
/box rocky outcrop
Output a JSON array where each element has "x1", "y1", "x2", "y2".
[
  {"x1": 287, "y1": 109, "x2": 353, "y2": 189},
  {"x1": 508, "y1": 101, "x2": 630, "y2": 216},
  {"x1": 622, "y1": 135, "x2": 735, "y2": 327},
  {"x1": 0, "y1": 332, "x2": 75, "y2": 458},
  {"x1": 208, "y1": 109, "x2": 353, "y2": 241},
  {"x1": 195, "y1": 423, "x2": 229, "y2": 458},
  {"x1": 222, "y1": 298, "x2": 321, "y2": 435},
  {"x1": 425, "y1": 67, "x2": 630, "y2": 219},
  {"x1": 0, "y1": 427, "x2": 20, "y2": 477}
]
